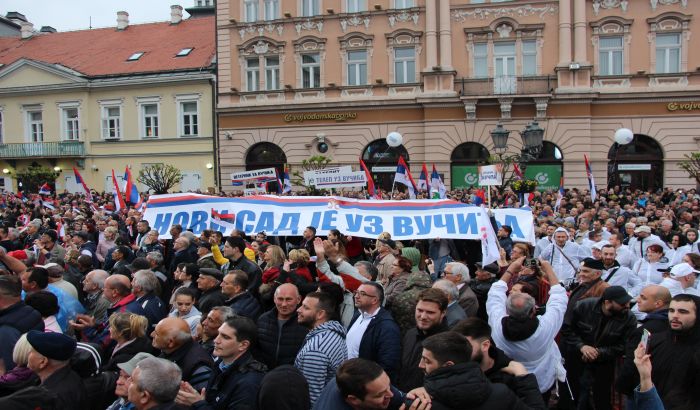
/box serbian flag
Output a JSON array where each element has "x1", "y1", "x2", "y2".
[
  {"x1": 512, "y1": 163, "x2": 524, "y2": 180},
  {"x1": 554, "y1": 177, "x2": 565, "y2": 212},
  {"x1": 473, "y1": 189, "x2": 486, "y2": 206},
  {"x1": 394, "y1": 156, "x2": 418, "y2": 199},
  {"x1": 430, "y1": 164, "x2": 446, "y2": 199},
  {"x1": 584, "y1": 154, "x2": 597, "y2": 202},
  {"x1": 72, "y1": 167, "x2": 93, "y2": 202},
  {"x1": 38, "y1": 183, "x2": 51, "y2": 196},
  {"x1": 359, "y1": 159, "x2": 380, "y2": 199},
  {"x1": 211, "y1": 208, "x2": 236, "y2": 233},
  {"x1": 281, "y1": 167, "x2": 292, "y2": 194},
  {"x1": 417, "y1": 163, "x2": 430, "y2": 193},
  {"x1": 479, "y1": 206, "x2": 500, "y2": 266},
  {"x1": 111, "y1": 169, "x2": 126, "y2": 211}
]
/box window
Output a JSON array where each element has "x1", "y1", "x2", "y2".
[
  {"x1": 246, "y1": 58, "x2": 260, "y2": 91},
  {"x1": 394, "y1": 47, "x2": 415, "y2": 84},
  {"x1": 141, "y1": 104, "x2": 159, "y2": 138},
  {"x1": 265, "y1": 56, "x2": 280, "y2": 90},
  {"x1": 394, "y1": 0, "x2": 414, "y2": 8},
  {"x1": 301, "y1": 53, "x2": 321, "y2": 88},
  {"x1": 179, "y1": 101, "x2": 199, "y2": 137},
  {"x1": 101, "y1": 106, "x2": 121, "y2": 139},
  {"x1": 656, "y1": 33, "x2": 681, "y2": 74},
  {"x1": 127, "y1": 52, "x2": 144, "y2": 61},
  {"x1": 61, "y1": 107, "x2": 80, "y2": 141},
  {"x1": 599, "y1": 36, "x2": 623, "y2": 75},
  {"x1": 264, "y1": 0, "x2": 279, "y2": 20},
  {"x1": 346, "y1": 0, "x2": 365, "y2": 13},
  {"x1": 522, "y1": 40, "x2": 537, "y2": 76},
  {"x1": 302, "y1": 0, "x2": 320, "y2": 17},
  {"x1": 347, "y1": 50, "x2": 367, "y2": 85},
  {"x1": 473, "y1": 43, "x2": 488, "y2": 78},
  {"x1": 244, "y1": 0, "x2": 258, "y2": 22},
  {"x1": 493, "y1": 42, "x2": 516, "y2": 78},
  {"x1": 26, "y1": 111, "x2": 44, "y2": 142},
  {"x1": 176, "y1": 48, "x2": 193, "y2": 57}
]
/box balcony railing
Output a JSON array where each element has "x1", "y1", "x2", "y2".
[
  {"x1": 0, "y1": 141, "x2": 86, "y2": 159},
  {"x1": 459, "y1": 75, "x2": 556, "y2": 97}
]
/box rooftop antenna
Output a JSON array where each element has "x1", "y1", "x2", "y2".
[{"x1": 89, "y1": 16, "x2": 92, "y2": 29}]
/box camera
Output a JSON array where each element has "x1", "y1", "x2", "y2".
[{"x1": 317, "y1": 142, "x2": 329, "y2": 153}]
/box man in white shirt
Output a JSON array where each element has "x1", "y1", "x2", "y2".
[
  {"x1": 539, "y1": 228, "x2": 590, "y2": 282},
  {"x1": 600, "y1": 245, "x2": 638, "y2": 292},
  {"x1": 609, "y1": 232, "x2": 635, "y2": 269},
  {"x1": 627, "y1": 225, "x2": 669, "y2": 262},
  {"x1": 346, "y1": 282, "x2": 401, "y2": 381},
  {"x1": 659, "y1": 263, "x2": 700, "y2": 297}
]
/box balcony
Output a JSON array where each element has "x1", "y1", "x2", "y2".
[
  {"x1": 0, "y1": 141, "x2": 86, "y2": 159},
  {"x1": 459, "y1": 75, "x2": 555, "y2": 97}
]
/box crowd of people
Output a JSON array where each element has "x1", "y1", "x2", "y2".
[{"x1": 0, "y1": 184, "x2": 698, "y2": 410}]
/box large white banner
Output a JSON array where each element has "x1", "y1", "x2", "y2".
[{"x1": 143, "y1": 194, "x2": 535, "y2": 243}]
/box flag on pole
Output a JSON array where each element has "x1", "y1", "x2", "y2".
[
  {"x1": 112, "y1": 169, "x2": 126, "y2": 211},
  {"x1": 584, "y1": 154, "x2": 597, "y2": 202},
  {"x1": 430, "y1": 164, "x2": 446, "y2": 199},
  {"x1": 479, "y1": 206, "x2": 500, "y2": 266},
  {"x1": 554, "y1": 177, "x2": 565, "y2": 212},
  {"x1": 38, "y1": 183, "x2": 51, "y2": 196},
  {"x1": 473, "y1": 189, "x2": 486, "y2": 206},
  {"x1": 512, "y1": 163, "x2": 524, "y2": 180},
  {"x1": 394, "y1": 156, "x2": 418, "y2": 199},
  {"x1": 417, "y1": 163, "x2": 430, "y2": 193},
  {"x1": 72, "y1": 167, "x2": 93, "y2": 202},
  {"x1": 359, "y1": 159, "x2": 379, "y2": 199},
  {"x1": 275, "y1": 168, "x2": 292, "y2": 194}
]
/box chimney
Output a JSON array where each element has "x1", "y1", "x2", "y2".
[
  {"x1": 6, "y1": 11, "x2": 27, "y2": 24},
  {"x1": 116, "y1": 11, "x2": 129, "y2": 30},
  {"x1": 20, "y1": 22, "x2": 34, "y2": 39},
  {"x1": 170, "y1": 5, "x2": 183, "y2": 24},
  {"x1": 40, "y1": 26, "x2": 57, "y2": 33}
]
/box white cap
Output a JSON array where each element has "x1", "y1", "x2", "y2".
[
  {"x1": 634, "y1": 226, "x2": 651, "y2": 234},
  {"x1": 592, "y1": 241, "x2": 610, "y2": 250},
  {"x1": 670, "y1": 263, "x2": 699, "y2": 279}
]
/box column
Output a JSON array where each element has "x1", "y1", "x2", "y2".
[
  {"x1": 438, "y1": 0, "x2": 452, "y2": 70},
  {"x1": 425, "y1": 0, "x2": 438, "y2": 70},
  {"x1": 573, "y1": 0, "x2": 588, "y2": 63},
  {"x1": 558, "y1": 0, "x2": 572, "y2": 66}
]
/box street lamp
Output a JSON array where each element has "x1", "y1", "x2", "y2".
[{"x1": 490, "y1": 120, "x2": 545, "y2": 174}]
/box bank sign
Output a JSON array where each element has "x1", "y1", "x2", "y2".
[
  {"x1": 523, "y1": 164, "x2": 562, "y2": 192},
  {"x1": 143, "y1": 194, "x2": 536, "y2": 243}
]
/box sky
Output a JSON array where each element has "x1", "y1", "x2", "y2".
[{"x1": 2, "y1": 0, "x2": 193, "y2": 32}]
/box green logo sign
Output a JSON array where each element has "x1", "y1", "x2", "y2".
[
  {"x1": 524, "y1": 164, "x2": 562, "y2": 191},
  {"x1": 451, "y1": 165, "x2": 479, "y2": 189}
]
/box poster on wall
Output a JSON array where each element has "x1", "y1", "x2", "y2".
[
  {"x1": 451, "y1": 165, "x2": 479, "y2": 189},
  {"x1": 523, "y1": 164, "x2": 563, "y2": 192}
]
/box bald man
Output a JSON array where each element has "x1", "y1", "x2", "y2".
[
  {"x1": 616, "y1": 285, "x2": 671, "y2": 396},
  {"x1": 152, "y1": 317, "x2": 214, "y2": 391}
]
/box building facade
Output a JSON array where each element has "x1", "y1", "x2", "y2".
[
  {"x1": 217, "y1": 0, "x2": 699, "y2": 193},
  {"x1": 0, "y1": 6, "x2": 217, "y2": 194}
]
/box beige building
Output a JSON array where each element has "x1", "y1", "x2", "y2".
[
  {"x1": 0, "y1": 5, "x2": 217, "y2": 194},
  {"x1": 217, "y1": 0, "x2": 700, "y2": 193}
]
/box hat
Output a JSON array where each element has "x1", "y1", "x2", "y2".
[
  {"x1": 74, "y1": 231, "x2": 89, "y2": 241},
  {"x1": 401, "y1": 247, "x2": 421, "y2": 272},
  {"x1": 634, "y1": 226, "x2": 652, "y2": 234},
  {"x1": 377, "y1": 238, "x2": 396, "y2": 250},
  {"x1": 199, "y1": 268, "x2": 224, "y2": 281},
  {"x1": 591, "y1": 241, "x2": 610, "y2": 251},
  {"x1": 127, "y1": 257, "x2": 150, "y2": 272},
  {"x1": 243, "y1": 248, "x2": 256, "y2": 262},
  {"x1": 26, "y1": 330, "x2": 77, "y2": 361},
  {"x1": 117, "y1": 352, "x2": 156, "y2": 376},
  {"x1": 670, "y1": 263, "x2": 700, "y2": 279},
  {"x1": 581, "y1": 258, "x2": 605, "y2": 271},
  {"x1": 35, "y1": 262, "x2": 64, "y2": 278},
  {"x1": 602, "y1": 286, "x2": 633, "y2": 305},
  {"x1": 475, "y1": 262, "x2": 500, "y2": 276}
]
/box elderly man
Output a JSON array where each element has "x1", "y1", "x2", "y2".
[
  {"x1": 200, "y1": 306, "x2": 236, "y2": 355},
  {"x1": 197, "y1": 268, "x2": 227, "y2": 317},
  {"x1": 82, "y1": 269, "x2": 111, "y2": 320},
  {"x1": 132, "y1": 269, "x2": 167, "y2": 330},
  {"x1": 470, "y1": 262, "x2": 498, "y2": 321},
  {"x1": 127, "y1": 357, "x2": 182, "y2": 410},
  {"x1": 432, "y1": 279, "x2": 467, "y2": 328},
  {"x1": 222, "y1": 270, "x2": 261, "y2": 320},
  {"x1": 374, "y1": 238, "x2": 397, "y2": 286},
  {"x1": 539, "y1": 227, "x2": 590, "y2": 283},
  {"x1": 106, "y1": 352, "x2": 156, "y2": 410},
  {"x1": 486, "y1": 259, "x2": 567, "y2": 394},
  {"x1": 152, "y1": 317, "x2": 215, "y2": 391},
  {"x1": 443, "y1": 261, "x2": 478, "y2": 318},
  {"x1": 26, "y1": 330, "x2": 87, "y2": 408},
  {"x1": 36, "y1": 229, "x2": 65, "y2": 265},
  {"x1": 170, "y1": 236, "x2": 196, "y2": 275},
  {"x1": 22, "y1": 219, "x2": 42, "y2": 249},
  {"x1": 256, "y1": 283, "x2": 308, "y2": 369}
]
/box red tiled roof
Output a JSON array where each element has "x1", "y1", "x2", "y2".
[{"x1": 0, "y1": 16, "x2": 214, "y2": 77}]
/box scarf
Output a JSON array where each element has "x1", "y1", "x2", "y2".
[{"x1": 501, "y1": 315, "x2": 539, "y2": 341}]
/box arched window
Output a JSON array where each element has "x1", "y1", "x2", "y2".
[
  {"x1": 245, "y1": 142, "x2": 286, "y2": 192},
  {"x1": 525, "y1": 141, "x2": 563, "y2": 191},
  {"x1": 608, "y1": 134, "x2": 664, "y2": 191},
  {"x1": 361, "y1": 139, "x2": 409, "y2": 191},
  {"x1": 450, "y1": 142, "x2": 489, "y2": 189},
  {"x1": 451, "y1": 142, "x2": 490, "y2": 162}
]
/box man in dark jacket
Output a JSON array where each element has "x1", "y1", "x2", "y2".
[
  {"x1": 132, "y1": 269, "x2": 167, "y2": 331},
  {"x1": 222, "y1": 270, "x2": 261, "y2": 320},
  {"x1": 347, "y1": 282, "x2": 401, "y2": 381},
  {"x1": 0, "y1": 275, "x2": 43, "y2": 369},
  {"x1": 73, "y1": 231, "x2": 99, "y2": 268},
  {"x1": 560, "y1": 286, "x2": 636, "y2": 410},
  {"x1": 224, "y1": 237, "x2": 262, "y2": 294},
  {"x1": 170, "y1": 236, "x2": 196, "y2": 275},
  {"x1": 197, "y1": 268, "x2": 227, "y2": 317},
  {"x1": 397, "y1": 288, "x2": 449, "y2": 392},
  {"x1": 255, "y1": 283, "x2": 308, "y2": 369},
  {"x1": 176, "y1": 316, "x2": 267, "y2": 410},
  {"x1": 421, "y1": 331, "x2": 546, "y2": 410}
]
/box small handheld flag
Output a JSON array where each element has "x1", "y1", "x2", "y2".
[
  {"x1": 111, "y1": 169, "x2": 126, "y2": 211},
  {"x1": 38, "y1": 183, "x2": 51, "y2": 196},
  {"x1": 584, "y1": 154, "x2": 597, "y2": 202},
  {"x1": 359, "y1": 159, "x2": 379, "y2": 199},
  {"x1": 72, "y1": 167, "x2": 93, "y2": 202},
  {"x1": 417, "y1": 163, "x2": 430, "y2": 193}
]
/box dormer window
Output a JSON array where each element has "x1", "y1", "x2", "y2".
[
  {"x1": 127, "y1": 52, "x2": 144, "y2": 61},
  {"x1": 176, "y1": 48, "x2": 193, "y2": 57}
]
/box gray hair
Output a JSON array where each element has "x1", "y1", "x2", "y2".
[
  {"x1": 134, "y1": 357, "x2": 182, "y2": 404},
  {"x1": 354, "y1": 260, "x2": 378, "y2": 280},
  {"x1": 625, "y1": 222, "x2": 636, "y2": 229},
  {"x1": 432, "y1": 279, "x2": 459, "y2": 302},
  {"x1": 506, "y1": 292, "x2": 536, "y2": 319},
  {"x1": 29, "y1": 219, "x2": 42, "y2": 228},
  {"x1": 88, "y1": 270, "x2": 109, "y2": 290},
  {"x1": 180, "y1": 231, "x2": 196, "y2": 244},
  {"x1": 445, "y1": 262, "x2": 470, "y2": 283},
  {"x1": 133, "y1": 270, "x2": 159, "y2": 293},
  {"x1": 146, "y1": 251, "x2": 163, "y2": 266},
  {"x1": 7, "y1": 228, "x2": 19, "y2": 240},
  {"x1": 148, "y1": 229, "x2": 159, "y2": 237},
  {"x1": 210, "y1": 305, "x2": 236, "y2": 321}
]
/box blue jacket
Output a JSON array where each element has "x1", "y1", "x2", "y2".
[
  {"x1": 313, "y1": 379, "x2": 404, "y2": 410},
  {"x1": 226, "y1": 291, "x2": 261, "y2": 321},
  {"x1": 348, "y1": 308, "x2": 401, "y2": 381},
  {"x1": 136, "y1": 293, "x2": 167, "y2": 331},
  {"x1": 192, "y1": 351, "x2": 266, "y2": 410}
]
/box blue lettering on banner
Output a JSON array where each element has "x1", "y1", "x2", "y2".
[
  {"x1": 456, "y1": 213, "x2": 478, "y2": 235},
  {"x1": 154, "y1": 213, "x2": 173, "y2": 235},
  {"x1": 274, "y1": 213, "x2": 301, "y2": 235},
  {"x1": 394, "y1": 216, "x2": 413, "y2": 236},
  {"x1": 414, "y1": 216, "x2": 431, "y2": 235},
  {"x1": 172, "y1": 212, "x2": 190, "y2": 230},
  {"x1": 364, "y1": 215, "x2": 383, "y2": 235},
  {"x1": 256, "y1": 212, "x2": 275, "y2": 233},
  {"x1": 502, "y1": 215, "x2": 524, "y2": 239},
  {"x1": 345, "y1": 214, "x2": 363, "y2": 232},
  {"x1": 310, "y1": 212, "x2": 322, "y2": 229},
  {"x1": 321, "y1": 210, "x2": 337, "y2": 231},
  {"x1": 236, "y1": 210, "x2": 256, "y2": 232},
  {"x1": 189, "y1": 211, "x2": 208, "y2": 233}
]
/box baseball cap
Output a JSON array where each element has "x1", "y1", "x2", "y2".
[
  {"x1": 634, "y1": 226, "x2": 651, "y2": 234},
  {"x1": 117, "y1": 352, "x2": 156, "y2": 376},
  {"x1": 669, "y1": 263, "x2": 700, "y2": 279},
  {"x1": 591, "y1": 241, "x2": 610, "y2": 251},
  {"x1": 602, "y1": 286, "x2": 632, "y2": 305}
]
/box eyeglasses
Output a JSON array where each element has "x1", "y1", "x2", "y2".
[{"x1": 355, "y1": 291, "x2": 377, "y2": 298}]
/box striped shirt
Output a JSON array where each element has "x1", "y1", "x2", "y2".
[{"x1": 295, "y1": 320, "x2": 348, "y2": 405}]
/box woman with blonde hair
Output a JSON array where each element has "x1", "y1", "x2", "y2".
[
  {"x1": 96, "y1": 226, "x2": 118, "y2": 265},
  {"x1": 286, "y1": 248, "x2": 314, "y2": 282},
  {"x1": 102, "y1": 312, "x2": 155, "y2": 372},
  {"x1": 0, "y1": 334, "x2": 39, "y2": 396},
  {"x1": 261, "y1": 245, "x2": 286, "y2": 284}
]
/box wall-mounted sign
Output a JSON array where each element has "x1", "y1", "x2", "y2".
[
  {"x1": 618, "y1": 164, "x2": 651, "y2": 171},
  {"x1": 283, "y1": 112, "x2": 358, "y2": 122},
  {"x1": 372, "y1": 166, "x2": 397, "y2": 173},
  {"x1": 667, "y1": 102, "x2": 700, "y2": 111}
]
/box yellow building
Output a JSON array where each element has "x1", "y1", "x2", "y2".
[{"x1": 0, "y1": 6, "x2": 217, "y2": 194}]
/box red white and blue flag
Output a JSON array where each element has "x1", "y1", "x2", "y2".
[
  {"x1": 38, "y1": 183, "x2": 51, "y2": 196},
  {"x1": 584, "y1": 154, "x2": 597, "y2": 202},
  {"x1": 430, "y1": 164, "x2": 446, "y2": 199},
  {"x1": 123, "y1": 167, "x2": 144, "y2": 210},
  {"x1": 112, "y1": 169, "x2": 126, "y2": 212},
  {"x1": 276, "y1": 168, "x2": 292, "y2": 194},
  {"x1": 417, "y1": 163, "x2": 430, "y2": 193},
  {"x1": 473, "y1": 189, "x2": 486, "y2": 206},
  {"x1": 72, "y1": 167, "x2": 93, "y2": 202},
  {"x1": 512, "y1": 163, "x2": 524, "y2": 180},
  {"x1": 359, "y1": 159, "x2": 380, "y2": 199},
  {"x1": 394, "y1": 156, "x2": 418, "y2": 199}
]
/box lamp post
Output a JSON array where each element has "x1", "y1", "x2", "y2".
[{"x1": 490, "y1": 120, "x2": 545, "y2": 174}]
